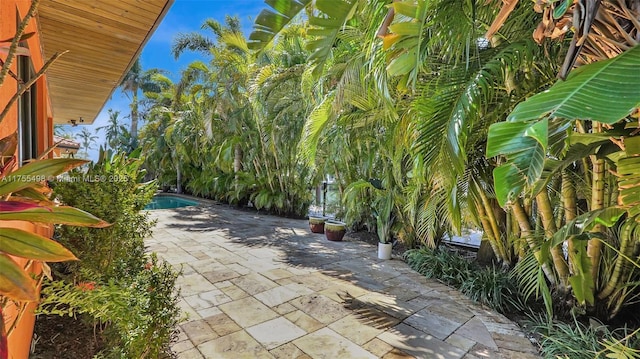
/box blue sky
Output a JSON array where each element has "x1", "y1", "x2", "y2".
[{"x1": 60, "y1": 0, "x2": 266, "y2": 160}]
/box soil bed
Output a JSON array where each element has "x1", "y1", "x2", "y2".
[{"x1": 31, "y1": 314, "x2": 103, "y2": 359}]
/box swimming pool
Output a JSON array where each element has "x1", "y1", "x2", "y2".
[{"x1": 144, "y1": 195, "x2": 200, "y2": 210}]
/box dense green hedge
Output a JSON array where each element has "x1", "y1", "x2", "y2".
[{"x1": 39, "y1": 151, "x2": 180, "y2": 358}]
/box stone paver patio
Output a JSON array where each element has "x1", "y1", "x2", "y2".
[{"x1": 146, "y1": 201, "x2": 540, "y2": 359}]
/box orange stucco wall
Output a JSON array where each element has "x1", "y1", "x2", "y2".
[
  {"x1": 2, "y1": 1, "x2": 55, "y2": 358},
  {"x1": 1, "y1": 0, "x2": 52, "y2": 154}
]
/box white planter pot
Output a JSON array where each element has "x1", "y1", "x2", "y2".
[{"x1": 378, "y1": 242, "x2": 392, "y2": 260}]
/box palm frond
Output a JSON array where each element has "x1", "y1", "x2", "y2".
[
  {"x1": 249, "y1": 0, "x2": 312, "y2": 50},
  {"x1": 171, "y1": 33, "x2": 215, "y2": 59}
]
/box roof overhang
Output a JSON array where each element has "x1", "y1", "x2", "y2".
[{"x1": 38, "y1": 0, "x2": 174, "y2": 125}]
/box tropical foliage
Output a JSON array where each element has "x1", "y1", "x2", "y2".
[
  {"x1": 238, "y1": 0, "x2": 640, "y2": 324},
  {"x1": 130, "y1": 0, "x2": 640, "y2": 337}
]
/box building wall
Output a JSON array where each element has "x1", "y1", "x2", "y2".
[
  {"x1": 2, "y1": 2, "x2": 54, "y2": 358},
  {"x1": 1, "y1": 0, "x2": 53, "y2": 156}
]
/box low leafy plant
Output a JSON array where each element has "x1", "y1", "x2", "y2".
[
  {"x1": 405, "y1": 247, "x2": 474, "y2": 288},
  {"x1": 38, "y1": 254, "x2": 181, "y2": 358},
  {"x1": 37, "y1": 150, "x2": 180, "y2": 357},
  {"x1": 404, "y1": 247, "x2": 521, "y2": 312},
  {"x1": 459, "y1": 266, "x2": 521, "y2": 313},
  {"x1": 0, "y1": 134, "x2": 109, "y2": 345},
  {"x1": 527, "y1": 314, "x2": 640, "y2": 359}
]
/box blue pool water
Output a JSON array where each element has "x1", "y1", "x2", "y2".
[{"x1": 145, "y1": 195, "x2": 199, "y2": 210}]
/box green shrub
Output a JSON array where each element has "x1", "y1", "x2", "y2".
[
  {"x1": 51, "y1": 150, "x2": 156, "y2": 281},
  {"x1": 459, "y1": 266, "x2": 521, "y2": 313},
  {"x1": 38, "y1": 254, "x2": 181, "y2": 359},
  {"x1": 404, "y1": 247, "x2": 521, "y2": 312},
  {"x1": 405, "y1": 247, "x2": 474, "y2": 287},
  {"x1": 40, "y1": 150, "x2": 180, "y2": 357}
]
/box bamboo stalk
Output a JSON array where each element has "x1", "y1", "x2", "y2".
[
  {"x1": 598, "y1": 221, "x2": 633, "y2": 299},
  {"x1": 511, "y1": 199, "x2": 557, "y2": 285},
  {"x1": 477, "y1": 184, "x2": 509, "y2": 263},
  {"x1": 589, "y1": 122, "x2": 606, "y2": 282},
  {"x1": 536, "y1": 191, "x2": 570, "y2": 289},
  {"x1": 562, "y1": 170, "x2": 579, "y2": 278},
  {"x1": 476, "y1": 201, "x2": 508, "y2": 265}
]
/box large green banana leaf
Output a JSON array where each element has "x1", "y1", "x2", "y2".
[
  {"x1": 487, "y1": 45, "x2": 640, "y2": 205},
  {"x1": 508, "y1": 45, "x2": 640, "y2": 124}
]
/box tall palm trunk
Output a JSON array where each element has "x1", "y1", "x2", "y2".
[
  {"x1": 234, "y1": 144, "x2": 243, "y2": 172},
  {"x1": 130, "y1": 87, "x2": 139, "y2": 148},
  {"x1": 562, "y1": 170, "x2": 578, "y2": 271},
  {"x1": 474, "y1": 181, "x2": 509, "y2": 265},
  {"x1": 176, "y1": 163, "x2": 182, "y2": 194}
]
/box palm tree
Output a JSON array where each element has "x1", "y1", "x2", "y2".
[
  {"x1": 171, "y1": 17, "x2": 248, "y2": 176},
  {"x1": 250, "y1": 0, "x2": 636, "y2": 318},
  {"x1": 76, "y1": 127, "x2": 98, "y2": 158},
  {"x1": 96, "y1": 109, "x2": 129, "y2": 152},
  {"x1": 119, "y1": 59, "x2": 163, "y2": 149}
]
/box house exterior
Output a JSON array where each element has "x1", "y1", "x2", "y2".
[
  {"x1": 52, "y1": 135, "x2": 80, "y2": 158},
  {"x1": 1, "y1": 1, "x2": 173, "y2": 357}
]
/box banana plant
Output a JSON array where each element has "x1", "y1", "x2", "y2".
[{"x1": 486, "y1": 44, "x2": 640, "y2": 318}]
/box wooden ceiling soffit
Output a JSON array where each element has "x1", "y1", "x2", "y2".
[{"x1": 38, "y1": 0, "x2": 174, "y2": 125}]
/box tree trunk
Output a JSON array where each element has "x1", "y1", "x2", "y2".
[
  {"x1": 233, "y1": 144, "x2": 243, "y2": 173},
  {"x1": 176, "y1": 164, "x2": 182, "y2": 194},
  {"x1": 477, "y1": 185, "x2": 509, "y2": 264},
  {"x1": 562, "y1": 170, "x2": 579, "y2": 282},
  {"x1": 130, "y1": 86, "x2": 139, "y2": 149},
  {"x1": 511, "y1": 199, "x2": 557, "y2": 285},
  {"x1": 598, "y1": 220, "x2": 633, "y2": 301},
  {"x1": 536, "y1": 191, "x2": 570, "y2": 290}
]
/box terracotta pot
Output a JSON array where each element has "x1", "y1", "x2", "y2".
[
  {"x1": 308, "y1": 216, "x2": 327, "y2": 234},
  {"x1": 325, "y1": 220, "x2": 346, "y2": 241}
]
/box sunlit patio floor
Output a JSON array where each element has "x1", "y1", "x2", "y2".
[{"x1": 146, "y1": 200, "x2": 539, "y2": 359}]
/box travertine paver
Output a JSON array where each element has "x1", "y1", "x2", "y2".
[
  {"x1": 293, "y1": 328, "x2": 378, "y2": 359},
  {"x1": 246, "y1": 317, "x2": 307, "y2": 349},
  {"x1": 146, "y1": 199, "x2": 540, "y2": 358}
]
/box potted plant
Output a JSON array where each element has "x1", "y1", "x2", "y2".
[
  {"x1": 376, "y1": 193, "x2": 394, "y2": 260},
  {"x1": 325, "y1": 220, "x2": 346, "y2": 241},
  {"x1": 308, "y1": 216, "x2": 328, "y2": 233}
]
